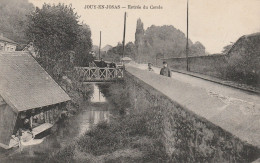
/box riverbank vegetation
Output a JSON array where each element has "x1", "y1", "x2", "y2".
[
  {"x1": 49, "y1": 79, "x2": 260, "y2": 163},
  {"x1": 25, "y1": 3, "x2": 95, "y2": 115},
  {"x1": 98, "y1": 82, "x2": 132, "y2": 115},
  {"x1": 26, "y1": 3, "x2": 93, "y2": 80},
  {"x1": 47, "y1": 82, "x2": 168, "y2": 162},
  {"x1": 49, "y1": 108, "x2": 168, "y2": 162}
]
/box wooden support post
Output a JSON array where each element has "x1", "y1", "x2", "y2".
[
  {"x1": 99, "y1": 31, "x2": 102, "y2": 60},
  {"x1": 106, "y1": 68, "x2": 108, "y2": 79},
  {"x1": 30, "y1": 116, "x2": 33, "y2": 128},
  {"x1": 97, "y1": 68, "x2": 100, "y2": 79},
  {"x1": 46, "y1": 111, "x2": 48, "y2": 123},
  {"x1": 122, "y1": 12, "x2": 127, "y2": 59},
  {"x1": 186, "y1": 0, "x2": 189, "y2": 71},
  {"x1": 44, "y1": 111, "x2": 47, "y2": 123}
]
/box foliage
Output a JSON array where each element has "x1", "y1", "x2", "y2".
[
  {"x1": 26, "y1": 3, "x2": 93, "y2": 79},
  {"x1": 220, "y1": 35, "x2": 260, "y2": 86},
  {"x1": 101, "y1": 42, "x2": 122, "y2": 62},
  {"x1": 101, "y1": 42, "x2": 136, "y2": 62},
  {"x1": 128, "y1": 79, "x2": 260, "y2": 162},
  {"x1": 222, "y1": 42, "x2": 234, "y2": 54},
  {"x1": 135, "y1": 19, "x2": 206, "y2": 63},
  {"x1": 49, "y1": 143, "x2": 76, "y2": 163},
  {"x1": 74, "y1": 24, "x2": 93, "y2": 66},
  {"x1": 124, "y1": 42, "x2": 137, "y2": 59},
  {"x1": 98, "y1": 81, "x2": 132, "y2": 114},
  {"x1": 0, "y1": 0, "x2": 34, "y2": 44},
  {"x1": 135, "y1": 18, "x2": 145, "y2": 61},
  {"x1": 50, "y1": 77, "x2": 260, "y2": 162},
  {"x1": 27, "y1": 3, "x2": 79, "y2": 59},
  {"x1": 50, "y1": 81, "x2": 167, "y2": 162},
  {"x1": 190, "y1": 41, "x2": 206, "y2": 56},
  {"x1": 50, "y1": 109, "x2": 168, "y2": 162}
]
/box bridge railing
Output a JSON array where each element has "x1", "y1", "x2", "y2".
[{"x1": 74, "y1": 67, "x2": 124, "y2": 82}]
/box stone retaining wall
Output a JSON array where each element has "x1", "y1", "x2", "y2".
[
  {"x1": 125, "y1": 71, "x2": 260, "y2": 162},
  {"x1": 160, "y1": 54, "x2": 227, "y2": 78}
]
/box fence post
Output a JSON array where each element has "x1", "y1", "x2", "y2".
[
  {"x1": 106, "y1": 68, "x2": 108, "y2": 79},
  {"x1": 97, "y1": 68, "x2": 100, "y2": 79}
]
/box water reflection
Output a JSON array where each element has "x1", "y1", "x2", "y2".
[
  {"x1": 0, "y1": 84, "x2": 110, "y2": 162},
  {"x1": 91, "y1": 84, "x2": 106, "y2": 102},
  {"x1": 78, "y1": 109, "x2": 109, "y2": 136}
]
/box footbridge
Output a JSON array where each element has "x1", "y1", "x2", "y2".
[{"x1": 74, "y1": 67, "x2": 124, "y2": 82}]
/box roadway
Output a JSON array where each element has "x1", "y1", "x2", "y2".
[{"x1": 126, "y1": 63, "x2": 260, "y2": 147}]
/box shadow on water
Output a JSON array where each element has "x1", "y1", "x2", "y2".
[{"x1": 0, "y1": 83, "x2": 111, "y2": 163}]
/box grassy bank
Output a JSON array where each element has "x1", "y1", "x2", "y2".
[
  {"x1": 57, "y1": 69, "x2": 94, "y2": 116},
  {"x1": 48, "y1": 109, "x2": 168, "y2": 163},
  {"x1": 47, "y1": 81, "x2": 168, "y2": 162}
]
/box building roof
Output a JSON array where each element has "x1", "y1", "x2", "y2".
[
  {"x1": 0, "y1": 35, "x2": 17, "y2": 45},
  {"x1": 0, "y1": 51, "x2": 70, "y2": 112}
]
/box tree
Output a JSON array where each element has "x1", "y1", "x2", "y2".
[
  {"x1": 134, "y1": 19, "x2": 207, "y2": 63},
  {"x1": 26, "y1": 3, "x2": 93, "y2": 78},
  {"x1": 124, "y1": 42, "x2": 136, "y2": 59},
  {"x1": 102, "y1": 43, "x2": 123, "y2": 62},
  {"x1": 0, "y1": 0, "x2": 34, "y2": 44},
  {"x1": 222, "y1": 42, "x2": 234, "y2": 54},
  {"x1": 135, "y1": 18, "x2": 145, "y2": 61},
  {"x1": 74, "y1": 24, "x2": 93, "y2": 66},
  {"x1": 102, "y1": 42, "x2": 136, "y2": 62},
  {"x1": 190, "y1": 41, "x2": 206, "y2": 56},
  {"x1": 224, "y1": 36, "x2": 260, "y2": 86},
  {"x1": 27, "y1": 3, "x2": 79, "y2": 59}
]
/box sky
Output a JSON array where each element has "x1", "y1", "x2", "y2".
[{"x1": 28, "y1": 0, "x2": 260, "y2": 54}]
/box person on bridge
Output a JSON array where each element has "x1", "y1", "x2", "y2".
[
  {"x1": 160, "y1": 61, "x2": 171, "y2": 77},
  {"x1": 99, "y1": 58, "x2": 107, "y2": 68},
  {"x1": 110, "y1": 61, "x2": 116, "y2": 68},
  {"x1": 148, "y1": 63, "x2": 154, "y2": 72}
]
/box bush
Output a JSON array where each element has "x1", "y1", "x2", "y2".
[
  {"x1": 221, "y1": 34, "x2": 260, "y2": 87},
  {"x1": 50, "y1": 108, "x2": 167, "y2": 162},
  {"x1": 98, "y1": 82, "x2": 132, "y2": 114},
  {"x1": 49, "y1": 143, "x2": 76, "y2": 163}
]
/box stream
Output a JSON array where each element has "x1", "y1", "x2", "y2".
[{"x1": 0, "y1": 84, "x2": 112, "y2": 163}]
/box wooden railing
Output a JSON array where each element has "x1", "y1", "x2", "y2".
[{"x1": 74, "y1": 67, "x2": 124, "y2": 82}]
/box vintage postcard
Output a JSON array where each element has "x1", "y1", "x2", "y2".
[{"x1": 0, "y1": 0, "x2": 259, "y2": 162}]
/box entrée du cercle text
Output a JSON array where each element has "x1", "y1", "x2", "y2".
[{"x1": 84, "y1": 5, "x2": 163, "y2": 10}]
